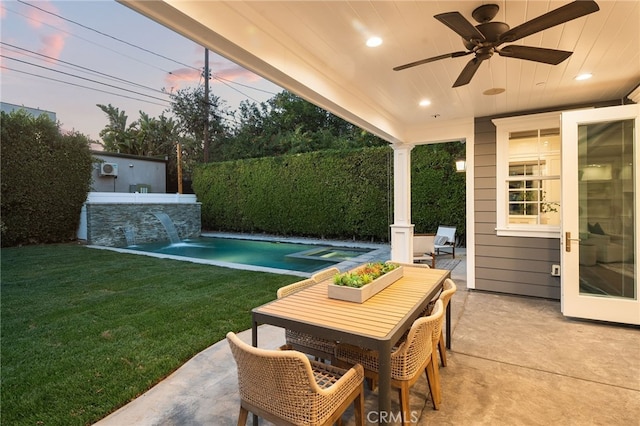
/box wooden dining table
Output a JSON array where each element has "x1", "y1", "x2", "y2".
[{"x1": 251, "y1": 265, "x2": 451, "y2": 425}]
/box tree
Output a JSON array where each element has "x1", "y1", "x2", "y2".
[
  {"x1": 96, "y1": 89, "x2": 388, "y2": 179},
  {"x1": 169, "y1": 87, "x2": 232, "y2": 165},
  {"x1": 97, "y1": 104, "x2": 135, "y2": 153},
  {"x1": 97, "y1": 104, "x2": 180, "y2": 157},
  {"x1": 226, "y1": 99, "x2": 271, "y2": 159},
  {"x1": 225, "y1": 91, "x2": 387, "y2": 160}
]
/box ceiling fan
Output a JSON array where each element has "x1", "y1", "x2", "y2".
[{"x1": 393, "y1": 0, "x2": 600, "y2": 87}]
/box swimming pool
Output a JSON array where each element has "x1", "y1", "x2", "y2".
[{"x1": 123, "y1": 237, "x2": 375, "y2": 274}]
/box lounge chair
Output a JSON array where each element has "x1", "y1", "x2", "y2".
[
  {"x1": 413, "y1": 234, "x2": 436, "y2": 267},
  {"x1": 413, "y1": 226, "x2": 457, "y2": 268},
  {"x1": 433, "y1": 226, "x2": 456, "y2": 260}
]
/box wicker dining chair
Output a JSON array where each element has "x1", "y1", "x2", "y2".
[
  {"x1": 385, "y1": 260, "x2": 431, "y2": 269},
  {"x1": 335, "y1": 300, "x2": 444, "y2": 424},
  {"x1": 226, "y1": 332, "x2": 365, "y2": 426},
  {"x1": 276, "y1": 278, "x2": 316, "y2": 298},
  {"x1": 410, "y1": 277, "x2": 457, "y2": 407},
  {"x1": 277, "y1": 278, "x2": 337, "y2": 362},
  {"x1": 311, "y1": 266, "x2": 340, "y2": 283},
  {"x1": 437, "y1": 278, "x2": 457, "y2": 368},
  {"x1": 427, "y1": 297, "x2": 446, "y2": 407}
]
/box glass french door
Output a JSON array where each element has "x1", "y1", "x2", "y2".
[{"x1": 561, "y1": 104, "x2": 639, "y2": 325}]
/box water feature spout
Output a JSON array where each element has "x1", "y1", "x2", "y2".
[
  {"x1": 123, "y1": 225, "x2": 136, "y2": 246},
  {"x1": 153, "y1": 212, "x2": 181, "y2": 244}
]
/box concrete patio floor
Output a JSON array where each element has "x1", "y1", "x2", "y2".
[{"x1": 95, "y1": 251, "x2": 640, "y2": 425}]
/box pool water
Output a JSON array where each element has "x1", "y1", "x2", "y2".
[{"x1": 125, "y1": 237, "x2": 373, "y2": 273}]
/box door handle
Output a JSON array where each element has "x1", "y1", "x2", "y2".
[{"x1": 565, "y1": 232, "x2": 581, "y2": 252}]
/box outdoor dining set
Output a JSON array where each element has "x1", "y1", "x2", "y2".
[{"x1": 227, "y1": 261, "x2": 458, "y2": 425}]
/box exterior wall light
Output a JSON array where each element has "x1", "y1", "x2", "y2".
[{"x1": 455, "y1": 159, "x2": 466, "y2": 172}]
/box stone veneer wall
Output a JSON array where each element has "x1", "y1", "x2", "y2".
[{"x1": 86, "y1": 203, "x2": 201, "y2": 247}]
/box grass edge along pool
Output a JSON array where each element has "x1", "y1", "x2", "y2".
[{"x1": 125, "y1": 237, "x2": 374, "y2": 274}]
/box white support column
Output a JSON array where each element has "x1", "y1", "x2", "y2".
[{"x1": 390, "y1": 144, "x2": 414, "y2": 263}]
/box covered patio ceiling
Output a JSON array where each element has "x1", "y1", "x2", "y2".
[{"x1": 118, "y1": 1, "x2": 639, "y2": 145}]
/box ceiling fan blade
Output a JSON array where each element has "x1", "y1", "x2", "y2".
[
  {"x1": 393, "y1": 51, "x2": 472, "y2": 71},
  {"x1": 434, "y1": 11, "x2": 485, "y2": 43},
  {"x1": 498, "y1": 45, "x2": 573, "y2": 65},
  {"x1": 453, "y1": 57, "x2": 483, "y2": 88},
  {"x1": 499, "y1": 0, "x2": 599, "y2": 43}
]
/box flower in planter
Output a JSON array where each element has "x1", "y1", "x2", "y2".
[{"x1": 333, "y1": 262, "x2": 398, "y2": 288}]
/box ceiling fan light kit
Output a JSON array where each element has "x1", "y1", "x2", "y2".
[{"x1": 393, "y1": 0, "x2": 600, "y2": 87}]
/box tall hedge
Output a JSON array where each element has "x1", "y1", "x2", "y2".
[
  {"x1": 1, "y1": 111, "x2": 94, "y2": 247},
  {"x1": 194, "y1": 147, "x2": 393, "y2": 241},
  {"x1": 193, "y1": 142, "x2": 466, "y2": 243},
  {"x1": 411, "y1": 142, "x2": 466, "y2": 245}
]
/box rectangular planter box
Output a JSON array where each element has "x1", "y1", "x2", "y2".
[{"x1": 328, "y1": 266, "x2": 404, "y2": 303}]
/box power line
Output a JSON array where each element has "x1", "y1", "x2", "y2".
[
  {"x1": 1, "y1": 55, "x2": 171, "y2": 103},
  {"x1": 17, "y1": 0, "x2": 200, "y2": 73},
  {"x1": 214, "y1": 76, "x2": 262, "y2": 104},
  {"x1": 1, "y1": 42, "x2": 167, "y2": 96},
  {"x1": 5, "y1": 0, "x2": 279, "y2": 132},
  {"x1": 1, "y1": 65, "x2": 170, "y2": 108},
  {"x1": 214, "y1": 75, "x2": 278, "y2": 96},
  {"x1": 13, "y1": 1, "x2": 279, "y2": 100},
  {"x1": 4, "y1": 4, "x2": 176, "y2": 75},
  {"x1": 3, "y1": 62, "x2": 243, "y2": 128},
  {"x1": 1, "y1": 64, "x2": 242, "y2": 127}
]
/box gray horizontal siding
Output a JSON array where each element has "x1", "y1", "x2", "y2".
[
  {"x1": 477, "y1": 255, "x2": 557, "y2": 271},
  {"x1": 473, "y1": 279, "x2": 560, "y2": 299},
  {"x1": 476, "y1": 243, "x2": 560, "y2": 260},
  {"x1": 477, "y1": 235, "x2": 560, "y2": 250},
  {"x1": 475, "y1": 187, "x2": 496, "y2": 199},
  {"x1": 474, "y1": 200, "x2": 497, "y2": 213},
  {"x1": 474, "y1": 143, "x2": 496, "y2": 156},
  {"x1": 474, "y1": 211, "x2": 496, "y2": 223},
  {"x1": 474, "y1": 116, "x2": 560, "y2": 300},
  {"x1": 475, "y1": 177, "x2": 496, "y2": 190},
  {"x1": 475, "y1": 164, "x2": 496, "y2": 178}
]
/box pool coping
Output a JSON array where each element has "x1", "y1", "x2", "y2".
[{"x1": 86, "y1": 232, "x2": 391, "y2": 277}]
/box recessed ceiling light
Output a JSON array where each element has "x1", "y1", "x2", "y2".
[
  {"x1": 419, "y1": 99, "x2": 431, "y2": 107},
  {"x1": 366, "y1": 36, "x2": 382, "y2": 47},
  {"x1": 575, "y1": 73, "x2": 593, "y2": 81},
  {"x1": 483, "y1": 88, "x2": 505, "y2": 95}
]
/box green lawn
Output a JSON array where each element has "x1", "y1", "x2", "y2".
[{"x1": 1, "y1": 243, "x2": 298, "y2": 425}]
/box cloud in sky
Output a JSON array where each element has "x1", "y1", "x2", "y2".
[
  {"x1": 214, "y1": 63, "x2": 263, "y2": 83},
  {"x1": 18, "y1": 0, "x2": 69, "y2": 61},
  {"x1": 164, "y1": 68, "x2": 201, "y2": 92},
  {"x1": 2, "y1": 0, "x2": 281, "y2": 139},
  {"x1": 39, "y1": 33, "x2": 66, "y2": 61},
  {"x1": 25, "y1": 0, "x2": 64, "y2": 29},
  {"x1": 164, "y1": 56, "x2": 264, "y2": 92}
]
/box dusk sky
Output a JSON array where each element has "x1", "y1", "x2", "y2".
[{"x1": 1, "y1": 0, "x2": 283, "y2": 141}]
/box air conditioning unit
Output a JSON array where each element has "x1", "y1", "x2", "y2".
[{"x1": 100, "y1": 163, "x2": 118, "y2": 176}]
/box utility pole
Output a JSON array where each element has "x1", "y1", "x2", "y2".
[
  {"x1": 177, "y1": 143, "x2": 183, "y2": 194},
  {"x1": 203, "y1": 48, "x2": 210, "y2": 163}
]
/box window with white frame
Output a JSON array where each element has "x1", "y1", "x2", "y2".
[{"x1": 494, "y1": 113, "x2": 561, "y2": 238}]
